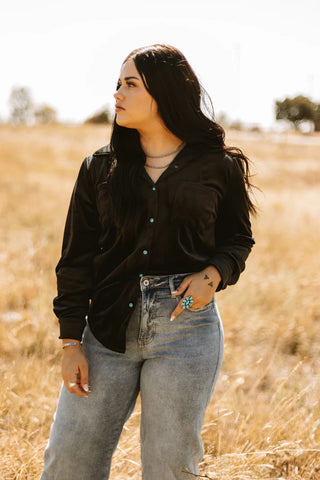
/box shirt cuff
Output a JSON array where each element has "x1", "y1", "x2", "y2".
[
  {"x1": 207, "y1": 254, "x2": 235, "y2": 291},
  {"x1": 58, "y1": 318, "x2": 87, "y2": 341}
]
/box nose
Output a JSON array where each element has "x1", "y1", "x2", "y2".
[{"x1": 114, "y1": 87, "x2": 124, "y2": 101}]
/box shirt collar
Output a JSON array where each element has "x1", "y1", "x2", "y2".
[{"x1": 140, "y1": 143, "x2": 200, "y2": 185}]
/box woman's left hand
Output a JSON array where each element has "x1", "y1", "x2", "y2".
[{"x1": 170, "y1": 266, "x2": 221, "y2": 321}]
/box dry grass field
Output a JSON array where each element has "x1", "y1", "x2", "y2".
[{"x1": 0, "y1": 124, "x2": 319, "y2": 479}]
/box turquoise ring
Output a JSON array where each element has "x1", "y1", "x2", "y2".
[{"x1": 182, "y1": 296, "x2": 194, "y2": 309}]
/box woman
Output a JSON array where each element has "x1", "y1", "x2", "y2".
[{"x1": 41, "y1": 44, "x2": 256, "y2": 480}]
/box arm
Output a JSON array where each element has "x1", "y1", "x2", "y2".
[
  {"x1": 208, "y1": 156, "x2": 255, "y2": 291},
  {"x1": 53, "y1": 155, "x2": 101, "y2": 341},
  {"x1": 171, "y1": 157, "x2": 255, "y2": 319},
  {"x1": 53, "y1": 155, "x2": 101, "y2": 396}
]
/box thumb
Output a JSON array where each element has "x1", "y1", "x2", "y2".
[
  {"x1": 79, "y1": 361, "x2": 89, "y2": 393},
  {"x1": 172, "y1": 276, "x2": 192, "y2": 295}
]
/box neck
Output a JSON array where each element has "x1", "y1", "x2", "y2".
[{"x1": 138, "y1": 124, "x2": 183, "y2": 157}]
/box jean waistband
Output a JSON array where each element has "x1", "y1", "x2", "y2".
[{"x1": 139, "y1": 272, "x2": 194, "y2": 294}]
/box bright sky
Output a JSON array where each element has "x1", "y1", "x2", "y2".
[{"x1": 1, "y1": 0, "x2": 319, "y2": 128}]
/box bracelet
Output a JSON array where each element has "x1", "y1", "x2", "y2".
[{"x1": 62, "y1": 342, "x2": 79, "y2": 349}]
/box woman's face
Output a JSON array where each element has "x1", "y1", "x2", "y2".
[{"x1": 114, "y1": 58, "x2": 160, "y2": 129}]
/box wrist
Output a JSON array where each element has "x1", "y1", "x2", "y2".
[
  {"x1": 204, "y1": 265, "x2": 222, "y2": 281},
  {"x1": 62, "y1": 339, "x2": 81, "y2": 351}
]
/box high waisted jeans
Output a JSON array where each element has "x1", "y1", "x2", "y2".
[{"x1": 40, "y1": 273, "x2": 224, "y2": 480}]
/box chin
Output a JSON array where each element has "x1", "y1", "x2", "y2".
[
  {"x1": 115, "y1": 116, "x2": 129, "y2": 127},
  {"x1": 115, "y1": 117, "x2": 137, "y2": 130}
]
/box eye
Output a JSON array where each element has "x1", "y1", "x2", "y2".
[{"x1": 127, "y1": 82, "x2": 136, "y2": 87}]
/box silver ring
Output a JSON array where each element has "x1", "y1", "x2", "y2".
[
  {"x1": 68, "y1": 382, "x2": 77, "y2": 388},
  {"x1": 182, "y1": 295, "x2": 194, "y2": 309}
]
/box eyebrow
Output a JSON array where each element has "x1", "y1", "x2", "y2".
[{"x1": 118, "y1": 76, "x2": 140, "y2": 82}]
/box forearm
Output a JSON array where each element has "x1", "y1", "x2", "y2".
[{"x1": 209, "y1": 240, "x2": 254, "y2": 291}]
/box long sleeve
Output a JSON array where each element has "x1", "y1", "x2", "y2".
[
  {"x1": 53, "y1": 155, "x2": 101, "y2": 340},
  {"x1": 208, "y1": 156, "x2": 255, "y2": 291}
]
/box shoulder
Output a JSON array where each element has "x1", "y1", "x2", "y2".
[
  {"x1": 92, "y1": 144, "x2": 112, "y2": 156},
  {"x1": 82, "y1": 144, "x2": 115, "y2": 184},
  {"x1": 198, "y1": 146, "x2": 235, "y2": 181},
  {"x1": 84, "y1": 144, "x2": 112, "y2": 167},
  {"x1": 197, "y1": 144, "x2": 233, "y2": 165}
]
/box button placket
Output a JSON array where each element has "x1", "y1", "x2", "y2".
[{"x1": 139, "y1": 183, "x2": 158, "y2": 280}]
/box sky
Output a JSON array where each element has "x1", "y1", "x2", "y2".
[{"x1": 1, "y1": 0, "x2": 319, "y2": 129}]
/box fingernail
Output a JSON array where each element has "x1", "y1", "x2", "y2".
[
  {"x1": 172, "y1": 290, "x2": 178, "y2": 294},
  {"x1": 170, "y1": 316, "x2": 175, "y2": 322},
  {"x1": 83, "y1": 384, "x2": 89, "y2": 392}
]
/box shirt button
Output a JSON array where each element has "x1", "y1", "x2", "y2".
[
  {"x1": 139, "y1": 273, "x2": 143, "y2": 277},
  {"x1": 174, "y1": 165, "x2": 179, "y2": 169},
  {"x1": 143, "y1": 249, "x2": 148, "y2": 255},
  {"x1": 129, "y1": 302, "x2": 134, "y2": 308},
  {"x1": 143, "y1": 279, "x2": 150, "y2": 286},
  {"x1": 149, "y1": 217, "x2": 154, "y2": 223},
  {"x1": 152, "y1": 187, "x2": 156, "y2": 191}
]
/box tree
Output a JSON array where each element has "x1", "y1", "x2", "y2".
[
  {"x1": 313, "y1": 104, "x2": 320, "y2": 132},
  {"x1": 84, "y1": 106, "x2": 112, "y2": 124},
  {"x1": 9, "y1": 86, "x2": 34, "y2": 125},
  {"x1": 275, "y1": 95, "x2": 320, "y2": 131},
  {"x1": 34, "y1": 104, "x2": 57, "y2": 124}
]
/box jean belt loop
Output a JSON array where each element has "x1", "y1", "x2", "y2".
[{"x1": 169, "y1": 275, "x2": 176, "y2": 296}]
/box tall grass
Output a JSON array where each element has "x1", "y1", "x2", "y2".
[{"x1": 1, "y1": 125, "x2": 319, "y2": 479}]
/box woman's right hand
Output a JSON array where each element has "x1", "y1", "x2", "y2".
[{"x1": 61, "y1": 341, "x2": 89, "y2": 397}]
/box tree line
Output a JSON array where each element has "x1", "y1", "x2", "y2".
[
  {"x1": 7, "y1": 86, "x2": 112, "y2": 126},
  {"x1": 5, "y1": 86, "x2": 320, "y2": 132}
]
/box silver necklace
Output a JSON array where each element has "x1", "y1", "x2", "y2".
[
  {"x1": 144, "y1": 141, "x2": 185, "y2": 168},
  {"x1": 145, "y1": 159, "x2": 174, "y2": 169}
]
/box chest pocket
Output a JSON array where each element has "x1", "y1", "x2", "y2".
[{"x1": 171, "y1": 181, "x2": 218, "y2": 228}]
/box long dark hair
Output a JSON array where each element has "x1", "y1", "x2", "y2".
[{"x1": 107, "y1": 44, "x2": 256, "y2": 241}]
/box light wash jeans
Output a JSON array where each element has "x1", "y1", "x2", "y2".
[{"x1": 40, "y1": 273, "x2": 224, "y2": 480}]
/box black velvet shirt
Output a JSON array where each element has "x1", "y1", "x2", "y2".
[{"x1": 53, "y1": 143, "x2": 255, "y2": 353}]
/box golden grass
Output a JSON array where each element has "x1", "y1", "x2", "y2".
[{"x1": 1, "y1": 125, "x2": 319, "y2": 479}]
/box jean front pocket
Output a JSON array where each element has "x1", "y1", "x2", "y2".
[{"x1": 184, "y1": 297, "x2": 215, "y2": 314}]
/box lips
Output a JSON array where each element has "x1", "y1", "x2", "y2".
[{"x1": 115, "y1": 104, "x2": 125, "y2": 111}]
